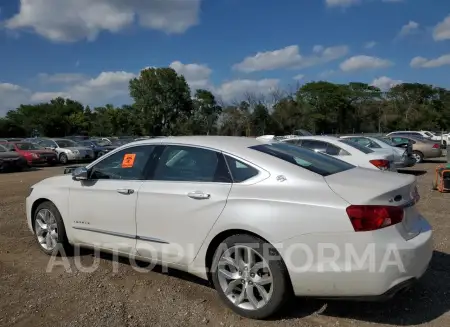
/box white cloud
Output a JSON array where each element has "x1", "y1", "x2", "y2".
[
  {"x1": 410, "y1": 54, "x2": 450, "y2": 68},
  {"x1": 30, "y1": 92, "x2": 71, "y2": 102},
  {"x1": 233, "y1": 44, "x2": 348, "y2": 73},
  {"x1": 214, "y1": 79, "x2": 280, "y2": 103},
  {"x1": 364, "y1": 41, "x2": 377, "y2": 49},
  {"x1": 68, "y1": 71, "x2": 136, "y2": 103},
  {"x1": 169, "y1": 61, "x2": 212, "y2": 88},
  {"x1": 0, "y1": 83, "x2": 31, "y2": 115},
  {"x1": 433, "y1": 14, "x2": 450, "y2": 41},
  {"x1": 398, "y1": 21, "x2": 419, "y2": 37},
  {"x1": 5, "y1": 0, "x2": 201, "y2": 42},
  {"x1": 340, "y1": 55, "x2": 393, "y2": 72},
  {"x1": 371, "y1": 76, "x2": 403, "y2": 91},
  {"x1": 293, "y1": 74, "x2": 305, "y2": 80},
  {"x1": 38, "y1": 73, "x2": 87, "y2": 84}
]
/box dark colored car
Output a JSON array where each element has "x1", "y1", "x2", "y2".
[
  {"x1": 1, "y1": 142, "x2": 58, "y2": 166},
  {"x1": 78, "y1": 140, "x2": 117, "y2": 159},
  {"x1": 0, "y1": 144, "x2": 29, "y2": 172}
]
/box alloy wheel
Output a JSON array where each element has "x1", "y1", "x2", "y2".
[
  {"x1": 35, "y1": 209, "x2": 58, "y2": 251},
  {"x1": 217, "y1": 245, "x2": 273, "y2": 311}
]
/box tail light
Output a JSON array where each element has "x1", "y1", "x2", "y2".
[
  {"x1": 346, "y1": 205, "x2": 404, "y2": 232},
  {"x1": 370, "y1": 159, "x2": 390, "y2": 170},
  {"x1": 432, "y1": 143, "x2": 440, "y2": 149}
]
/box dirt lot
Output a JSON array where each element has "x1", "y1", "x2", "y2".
[{"x1": 0, "y1": 162, "x2": 449, "y2": 327}]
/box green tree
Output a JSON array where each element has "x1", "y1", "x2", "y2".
[{"x1": 129, "y1": 67, "x2": 193, "y2": 136}]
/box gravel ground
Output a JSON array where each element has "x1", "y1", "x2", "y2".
[{"x1": 0, "y1": 162, "x2": 449, "y2": 327}]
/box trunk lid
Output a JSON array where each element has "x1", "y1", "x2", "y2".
[{"x1": 325, "y1": 168, "x2": 423, "y2": 240}]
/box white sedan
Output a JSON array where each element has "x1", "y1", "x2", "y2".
[
  {"x1": 340, "y1": 135, "x2": 416, "y2": 168},
  {"x1": 26, "y1": 136, "x2": 432, "y2": 319},
  {"x1": 278, "y1": 135, "x2": 397, "y2": 172}
]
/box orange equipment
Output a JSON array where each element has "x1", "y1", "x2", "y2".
[{"x1": 432, "y1": 164, "x2": 450, "y2": 193}]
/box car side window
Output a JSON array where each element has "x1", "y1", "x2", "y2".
[
  {"x1": 89, "y1": 146, "x2": 155, "y2": 180},
  {"x1": 301, "y1": 140, "x2": 327, "y2": 153},
  {"x1": 325, "y1": 143, "x2": 349, "y2": 156},
  {"x1": 283, "y1": 139, "x2": 299, "y2": 145},
  {"x1": 3, "y1": 143, "x2": 14, "y2": 151},
  {"x1": 39, "y1": 140, "x2": 55, "y2": 148},
  {"x1": 152, "y1": 145, "x2": 230, "y2": 183},
  {"x1": 224, "y1": 155, "x2": 259, "y2": 182}
]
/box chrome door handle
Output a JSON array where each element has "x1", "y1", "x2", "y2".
[
  {"x1": 117, "y1": 188, "x2": 134, "y2": 195},
  {"x1": 187, "y1": 191, "x2": 210, "y2": 200}
]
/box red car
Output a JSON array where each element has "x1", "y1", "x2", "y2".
[{"x1": 1, "y1": 142, "x2": 58, "y2": 166}]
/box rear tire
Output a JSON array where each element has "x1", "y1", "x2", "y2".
[
  {"x1": 412, "y1": 151, "x2": 424, "y2": 163},
  {"x1": 210, "y1": 234, "x2": 291, "y2": 319}
]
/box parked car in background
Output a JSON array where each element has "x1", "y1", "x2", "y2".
[
  {"x1": 78, "y1": 140, "x2": 117, "y2": 159},
  {"x1": 386, "y1": 131, "x2": 432, "y2": 140},
  {"x1": 278, "y1": 136, "x2": 396, "y2": 171},
  {"x1": 0, "y1": 144, "x2": 29, "y2": 172},
  {"x1": 384, "y1": 135, "x2": 442, "y2": 163},
  {"x1": 0, "y1": 142, "x2": 58, "y2": 166},
  {"x1": 420, "y1": 131, "x2": 449, "y2": 146},
  {"x1": 34, "y1": 138, "x2": 94, "y2": 164},
  {"x1": 26, "y1": 136, "x2": 432, "y2": 319},
  {"x1": 340, "y1": 136, "x2": 415, "y2": 168}
]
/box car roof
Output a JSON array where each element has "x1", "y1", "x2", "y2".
[{"x1": 130, "y1": 136, "x2": 262, "y2": 154}]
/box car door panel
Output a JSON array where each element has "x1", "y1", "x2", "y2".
[
  {"x1": 69, "y1": 180, "x2": 143, "y2": 253},
  {"x1": 135, "y1": 145, "x2": 232, "y2": 266},
  {"x1": 69, "y1": 145, "x2": 156, "y2": 254}
]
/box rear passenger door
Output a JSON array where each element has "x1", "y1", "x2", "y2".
[{"x1": 135, "y1": 145, "x2": 233, "y2": 265}]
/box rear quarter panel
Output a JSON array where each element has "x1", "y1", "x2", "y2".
[{"x1": 190, "y1": 172, "x2": 354, "y2": 275}]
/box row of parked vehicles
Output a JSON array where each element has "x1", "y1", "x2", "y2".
[
  {"x1": 258, "y1": 130, "x2": 447, "y2": 172},
  {"x1": 0, "y1": 136, "x2": 148, "y2": 172}
]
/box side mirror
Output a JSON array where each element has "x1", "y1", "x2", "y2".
[{"x1": 72, "y1": 167, "x2": 89, "y2": 181}]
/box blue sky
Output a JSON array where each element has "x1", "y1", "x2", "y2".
[{"x1": 0, "y1": 0, "x2": 449, "y2": 115}]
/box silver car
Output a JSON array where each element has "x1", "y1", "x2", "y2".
[
  {"x1": 35, "y1": 138, "x2": 94, "y2": 164},
  {"x1": 340, "y1": 136, "x2": 416, "y2": 168}
]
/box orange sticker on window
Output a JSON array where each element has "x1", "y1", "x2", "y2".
[{"x1": 122, "y1": 153, "x2": 136, "y2": 168}]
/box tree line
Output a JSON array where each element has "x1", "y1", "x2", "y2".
[{"x1": 1, "y1": 67, "x2": 450, "y2": 138}]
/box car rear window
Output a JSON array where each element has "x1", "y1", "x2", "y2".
[
  {"x1": 338, "y1": 139, "x2": 374, "y2": 154},
  {"x1": 250, "y1": 143, "x2": 354, "y2": 177}
]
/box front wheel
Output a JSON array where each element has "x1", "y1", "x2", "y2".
[
  {"x1": 59, "y1": 153, "x2": 68, "y2": 165},
  {"x1": 33, "y1": 201, "x2": 70, "y2": 255},
  {"x1": 412, "y1": 151, "x2": 424, "y2": 163},
  {"x1": 211, "y1": 234, "x2": 291, "y2": 319}
]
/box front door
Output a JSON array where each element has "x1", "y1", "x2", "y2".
[
  {"x1": 69, "y1": 145, "x2": 156, "y2": 254},
  {"x1": 135, "y1": 145, "x2": 232, "y2": 266}
]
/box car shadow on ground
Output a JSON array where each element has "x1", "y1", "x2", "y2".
[
  {"x1": 398, "y1": 169, "x2": 427, "y2": 176},
  {"x1": 67, "y1": 247, "x2": 211, "y2": 288},
  {"x1": 424, "y1": 159, "x2": 448, "y2": 164},
  {"x1": 63, "y1": 248, "x2": 450, "y2": 324},
  {"x1": 283, "y1": 251, "x2": 450, "y2": 325}
]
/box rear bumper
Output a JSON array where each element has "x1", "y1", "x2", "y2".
[
  {"x1": 318, "y1": 277, "x2": 417, "y2": 302},
  {"x1": 279, "y1": 218, "x2": 433, "y2": 297},
  {"x1": 424, "y1": 149, "x2": 442, "y2": 158},
  {"x1": 395, "y1": 156, "x2": 416, "y2": 168}
]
